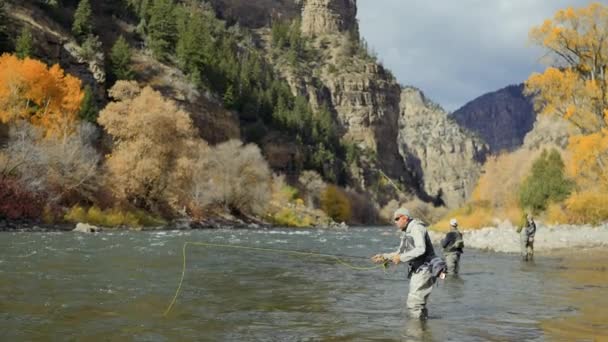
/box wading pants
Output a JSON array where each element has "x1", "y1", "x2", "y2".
[
  {"x1": 520, "y1": 232, "x2": 534, "y2": 260},
  {"x1": 407, "y1": 267, "x2": 435, "y2": 319},
  {"x1": 444, "y1": 252, "x2": 460, "y2": 275}
]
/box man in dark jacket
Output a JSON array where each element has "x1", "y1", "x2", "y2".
[
  {"x1": 372, "y1": 208, "x2": 445, "y2": 319},
  {"x1": 441, "y1": 218, "x2": 464, "y2": 275}
]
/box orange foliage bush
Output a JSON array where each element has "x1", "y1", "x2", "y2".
[
  {"x1": 567, "y1": 130, "x2": 608, "y2": 191},
  {"x1": 564, "y1": 191, "x2": 608, "y2": 225},
  {"x1": 0, "y1": 54, "x2": 83, "y2": 136}
]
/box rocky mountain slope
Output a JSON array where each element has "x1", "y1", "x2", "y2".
[
  {"x1": 399, "y1": 87, "x2": 488, "y2": 207},
  {"x1": 271, "y1": 0, "x2": 488, "y2": 207},
  {"x1": 451, "y1": 84, "x2": 536, "y2": 153},
  {"x1": 4, "y1": 0, "x2": 492, "y2": 210}
]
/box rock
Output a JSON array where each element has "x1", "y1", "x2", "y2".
[
  {"x1": 522, "y1": 114, "x2": 571, "y2": 150},
  {"x1": 73, "y1": 223, "x2": 102, "y2": 233},
  {"x1": 172, "y1": 218, "x2": 192, "y2": 230},
  {"x1": 301, "y1": 0, "x2": 358, "y2": 37}
]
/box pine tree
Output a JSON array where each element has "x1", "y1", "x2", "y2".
[
  {"x1": 176, "y1": 11, "x2": 211, "y2": 77},
  {"x1": 79, "y1": 85, "x2": 98, "y2": 123},
  {"x1": 72, "y1": 0, "x2": 93, "y2": 41},
  {"x1": 147, "y1": 0, "x2": 176, "y2": 59},
  {"x1": 80, "y1": 34, "x2": 102, "y2": 62},
  {"x1": 519, "y1": 149, "x2": 573, "y2": 212},
  {"x1": 15, "y1": 27, "x2": 34, "y2": 59},
  {"x1": 223, "y1": 84, "x2": 235, "y2": 109},
  {"x1": 110, "y1": 36, "x2": 133, "y2": 81},
  {"x1": 0, "y1": 0, "x2": 10, "y2": 53}
]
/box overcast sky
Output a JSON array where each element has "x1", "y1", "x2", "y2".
[{"x1": 357, "y1": 0, "x2": 592, "y2": 112}]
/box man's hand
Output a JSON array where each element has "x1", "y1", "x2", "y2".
[
  {"x1": 371, "y1": 254, "x2": 386, "y2": 264},
  {"x1": 391, "y1": 254, "x2": 401, "y2": 264}
]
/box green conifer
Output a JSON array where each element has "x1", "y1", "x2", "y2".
[{"x1": 72, "y1": 0, "x2": 93, "y2": 40}]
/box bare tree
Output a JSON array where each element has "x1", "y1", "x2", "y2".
[
  {"x1": 190, "y1": 139, "x2": 272, "y2": 215},
  {"x1": 0, "y1": 122, "x2": 101, "y2": 204},
  {"x1": 298, "y1": 170, "x2": 325, "y2": 207}
]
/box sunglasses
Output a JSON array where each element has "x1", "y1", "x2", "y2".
[{"x1": 394, "y1": 216, "x2": 403, "y2": 222}]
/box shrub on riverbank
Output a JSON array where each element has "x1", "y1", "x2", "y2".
[
  {"x1": 320, "y1": 185, "x2": 351, "y2": 223},
  {"x1": 545, "y1": 192, "x2": 608, "y2": 226},
  {"x1": 64, "y1": 205, "x2": 166, "y2": 227},
  {"x1": 0, "y1": 178, "x2": 45, "y2": 220}
]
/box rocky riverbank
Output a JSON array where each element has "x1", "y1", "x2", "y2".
[
  {"x1": 0, "y1": 216, "x2": 349, "y2": 232},
  {"x1": 433, "y1": 222, "x2": 608, "y2": 253},
  {"x1": 0, "y1": 216, "x2": 266, "y2": 232}
]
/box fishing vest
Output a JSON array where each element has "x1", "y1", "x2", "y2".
[
  {"x1": 402, "y1": 220, "x2": 436, "y2": 271},
  {"x1": 443, "y1": 230, "x2": 464, "y2": 253}
]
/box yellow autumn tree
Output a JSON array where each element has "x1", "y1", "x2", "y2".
[
  {"x1": 525, "y1": 3, "x2": 608, "y2": 223},
  {"x1": 525, "y1": 3, "x2": 608, "y2": 134},
  {"x1": 0, "y1": 54, "x2": 83, "y2": 136},
  {"x1": 97, "y1": 81, "x2": 198, "y2": 211}
]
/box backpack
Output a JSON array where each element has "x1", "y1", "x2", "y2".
[{"x1": 429, "y1": 256, "x2": 447, "y2": 279}]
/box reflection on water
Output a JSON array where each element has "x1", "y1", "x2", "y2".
[
  {"x1": 1, "y1": 228, "x2": 607, "y2": 341},
  {"x1": 541, "y1": 250, "x2": 608, "y2": 341}
]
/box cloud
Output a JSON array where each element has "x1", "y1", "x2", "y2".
[{"x1": 357, "y1": 0, "x2": 592, "y2": 111}]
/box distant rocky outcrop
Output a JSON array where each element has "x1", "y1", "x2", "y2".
[
  {"x1": 208, "y1": 0, "x2": 302, "y2": 28},
  {"x1": 398, "y1": 87, "x2": 489, "y2": 207},
  {"x1": 301, "y1": 0, "x2": 358, "y2": 37},
  {"x1": 320, "y1": 61, "x2": 411, "y2": 188},
  {"x1": 452, "y1": 84, "x2": 536, "y2": 153},
  {"x1": 522, "y1": 114, "x2": 573, "y2": 150}
]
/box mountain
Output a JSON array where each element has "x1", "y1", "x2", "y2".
[
  {"x1": 2, "y1": 0, "x2": 489, "y2": 211},
  {"x1": 451, "y1": 84, "x2": 536, "y2": 153}
]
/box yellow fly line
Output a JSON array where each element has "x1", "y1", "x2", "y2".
[{"x1": 163, "y1": 241, "x2": 388, "y2": 317}]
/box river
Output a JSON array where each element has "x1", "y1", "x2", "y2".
[{"x1": 1, "y1": 227, "x2": 606, "y2": 341}]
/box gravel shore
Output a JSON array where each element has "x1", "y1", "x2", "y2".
[{"x1": 430, "y1": 222, "x2": 608, "y2": 253}]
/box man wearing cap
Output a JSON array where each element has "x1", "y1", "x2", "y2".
[
  {"x1": 441, "y1": 218, "x2": 464, "y2": 275},
  {"x1": 372, "y1": 208, "x2": 441, "y2": 319}
]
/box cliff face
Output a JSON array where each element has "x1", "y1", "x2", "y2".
[
  {"x1": 321, "y1": 62, "x2": 409, "y2": 185},
  {"x1": 208, "y1": 0, "x2": 301, "y2": 28},
  {"x1": 398, "y1": 87, "x2": 488, "y2": 207},
  {"x1": 301, "y1": 0, "x2": 358, "y2": 36},
  {"x1": 522, "y1": 114, "x2": 572, "y2": 150},
  {"x1": 452, "y1": 84, "x2": 536, "y2": 153},
  {"x1": 276, "y1": 0, "x2": 486, "y2": 207}
]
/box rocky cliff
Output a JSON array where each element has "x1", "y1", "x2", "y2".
[
  {"x1": 209, "y1": 0, "x2": 301, "y2": 28},
  {"x1": 301, "y1": 0, "x2": 358, "y2": 36},
  {"x1": 265, "y1": 0, "x2": 488, "y2": 207},
  {"x1": 398, "y1": 87, "x2": 488, "y2": 207},
  {"x1": 452, "y1": 84, "x2": 536, "y2": 153},
  {"x1": 319, "y1": 57, "x2": 410, "y2": 189}
]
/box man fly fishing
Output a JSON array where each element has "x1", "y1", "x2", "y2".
[{"x1": 372, "y1": 208, "x2": 446, "y2": 319}]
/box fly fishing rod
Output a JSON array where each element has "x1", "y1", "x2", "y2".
[{"x1": 163, "y1": 241, "x2": 390, "y2": 316}]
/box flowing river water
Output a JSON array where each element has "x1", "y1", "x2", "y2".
[{"x1": 1, "y1": 227, "x2": 607, "y2": 341}]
